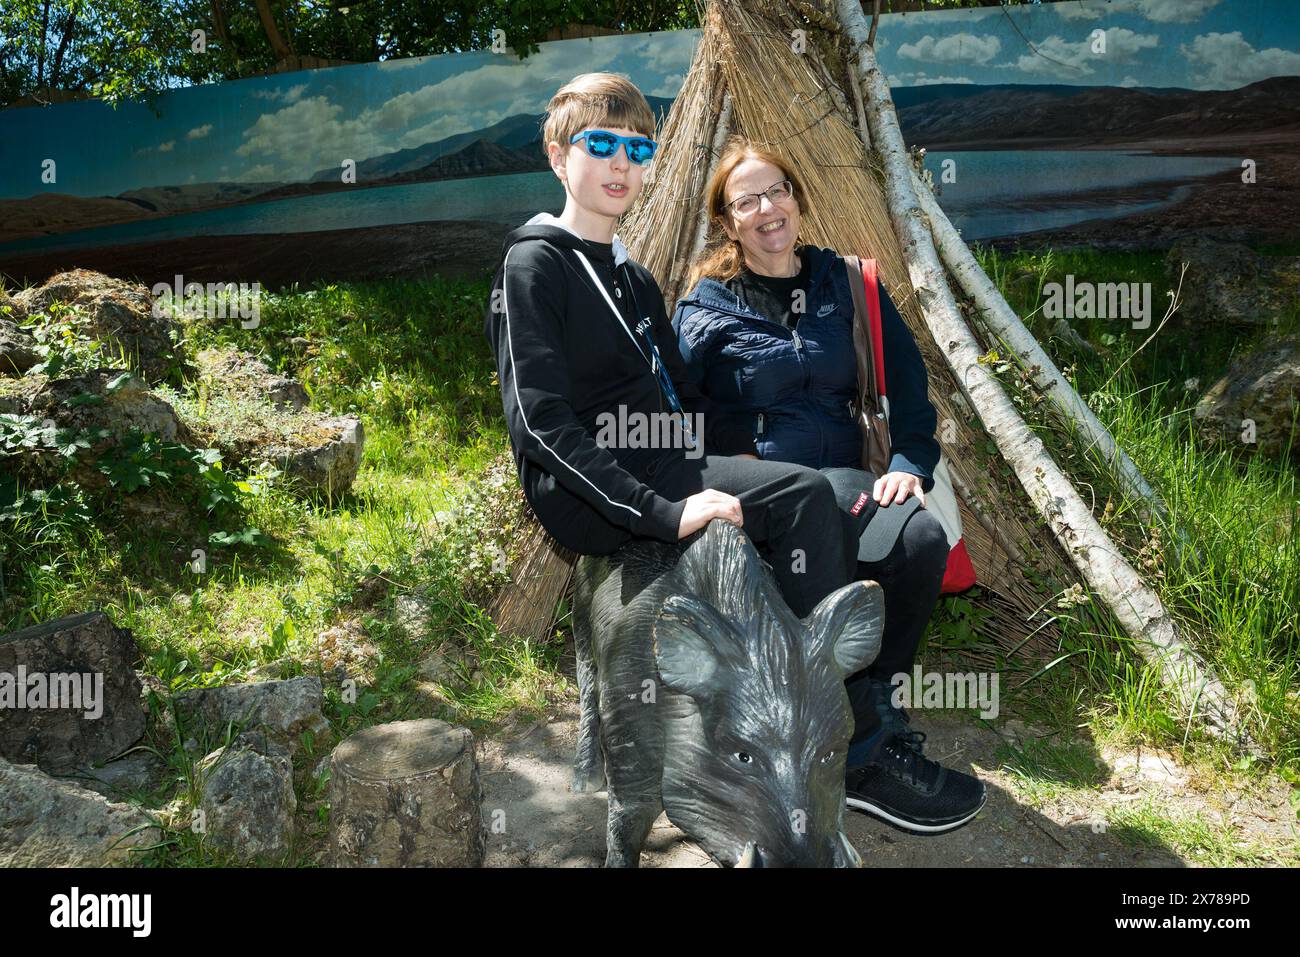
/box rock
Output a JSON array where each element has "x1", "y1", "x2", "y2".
[
  {"x1": 194, "y1": 347, "x2": 309, "y2": 412},
  {"x1": 274, "y1": 414, "x2": 364, "y2": 496},
  {"x1": 245, "y1": 657, "x2": 296, "y2": 682},
  {"x1": 0, "y1": 611, "x2": 146, "y2": 774},
  {"x1": 196, "y1": 729, "x2": 295, "y2": 861},
  {"x1": 392, "y1": 592, "x2": 434, "y2": 640},
  {"x1": 418, "y1": 644, "x2": 470, "y2": 685},
  {"x1": 56, "y1": 750, "x2": 167, "y2": 800},
  {"x1": 1193, "y1": 334, "x2": 1300, "y2": 461},
  {"x1": 349, "y1": 569, "x2": 394, "y2": 611},
  {"x1": 1166, "y1": 238, "x2": 1300, "y2": 328},
  {"x1": 174, "y1": 676, "x2": 330, "y2": 753},
  {"x1": 409, "y1": 680, "x2": 452, "y2": 714},
  {"x1": 0, "y1": 756, "x2": 160, "y2": 866},
  {"x1": 1, "y1": 368, "x2": 195, "y2": 492},
  {"x1": 329, "y1": 718, "x2": 484, "y2": 867},
  {"x1": 117, "y1": 486, "x2": 191, "y2": 528},
  {"x1": 315, "y1": 620, "x2": 378, "y2": 680},
  {"x1": 12, "y1": 268, "x2": 189, "y2": 384},
  {"x1": 0, "y1": 317, "x2": 39, "y2": 376},
  {"x1": 190, "y1": 410, "x2": 365, "y2": 498},
  {"x1": 0, "y1": 376, "x2": 27, "y2": 413},
  {"x1": 20, "y1": 368, "x2": 191, "y2": 443},
  {"x1": 178, "y1": 344, "x2": 363, "y2": 496},
  {"x1": 0, "y1": 285, "x2": 29, "y2": 324},
  {"x1": 1109, "y1": 749, "x2": 1189, "y2": 789},
  {"x1": 136, "y1": 670, "x2": 172, "y2": 727}
]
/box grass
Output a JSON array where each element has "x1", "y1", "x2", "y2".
[
  {"x1": 915, "y1": 241, "x2": 1300, "y2": 768},
  {"x1": 1, "y1": 275, "x2": 556, "y2": 864},
  {"x1": 2, "y1": 240, "x2": 1297, "y2": 865}
]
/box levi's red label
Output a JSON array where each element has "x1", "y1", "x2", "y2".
[{"x1": 851, "y1": 492, "x2": 870, "y2": 515}]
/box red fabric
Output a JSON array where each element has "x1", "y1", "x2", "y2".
[
  {"x1": 858, "y1": 257, "x2": 977, "y2": 596},
  {"x1": 860, "y1": 258, "x2": 887, "y2": 395},
  {"x1": 941, "y1": 538, "x2": 977, "y2": 595}
]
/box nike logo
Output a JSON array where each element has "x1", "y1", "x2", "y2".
[{"x1": 817, "y1": 303, "x2": 836, "y2": 317}]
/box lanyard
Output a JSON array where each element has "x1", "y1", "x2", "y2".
[{"x1": 571, "y1": 250, "x2": 696, "y2": 445}]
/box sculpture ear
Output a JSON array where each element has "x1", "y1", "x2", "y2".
[
  {"x1": 652, "y1": 594, "x2": 733, "y2": 700},
  {"x1": 805, "y1": 580, "x2": 884, "y2": 677}
]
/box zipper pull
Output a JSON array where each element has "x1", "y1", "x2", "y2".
[
  {"x1": 791, "y1": 330, "x2": 804, "y2": 352},
  {"x1": 757, "y1": 412, "x2": 765, "y2": 435}
]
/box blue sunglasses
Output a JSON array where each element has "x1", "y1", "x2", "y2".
[{"x1": 570, "y1": 129, "x2": 658, "y2": 165}]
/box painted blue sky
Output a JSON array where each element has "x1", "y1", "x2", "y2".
[
  {"x1": 878, "y1": 0, "x2": 1297, "y2": 88},
  {"x1": 0, "y1": 0, "x2": 1295, "y2": 200}
]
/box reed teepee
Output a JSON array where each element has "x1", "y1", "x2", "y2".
[{"x1": 491, "y1": 0, "x2": 1248, "y2": 747}]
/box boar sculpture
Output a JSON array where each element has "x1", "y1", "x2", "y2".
[{"x1": 572, "y1": 517, "x2": 884, "y2": 867}]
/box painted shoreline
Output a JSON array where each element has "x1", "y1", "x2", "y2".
[
  {"x1": 2, "y1": 140, "x2": 1294, "y2": 289},
  {"x1": 979, "y1": 149, "x2": 1298, "y2": 251},
  {"x1": 0, "y1": 220, "x2": 515, "y2": 292}
]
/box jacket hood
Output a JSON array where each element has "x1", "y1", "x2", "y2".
[{"x1": 501, "y1": 211, "x2": 630, "y2": 266}]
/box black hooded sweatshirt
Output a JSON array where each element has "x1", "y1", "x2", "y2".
[{"x1": 482, "y1": 221, "x2": 759, "y2": 553}]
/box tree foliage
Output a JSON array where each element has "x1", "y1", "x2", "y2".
[{"x1": 0, "y1": 0, "x2": 1024, "y2": 109}]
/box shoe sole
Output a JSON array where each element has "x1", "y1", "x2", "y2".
[{"x1": 845, "y1": 791, "x2": 986, "y2": 834}]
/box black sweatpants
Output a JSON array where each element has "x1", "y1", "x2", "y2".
[
  {"x1": 844, "y1": 505, "x2": 950, "y2": 753},
  {"x1": 558, "y1": 453, "x2": 858, "y2": 619},
  {"x1": 560, "y1": 451, "x2": 946, "y2": 755}
]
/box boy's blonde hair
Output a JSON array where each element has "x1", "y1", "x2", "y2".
[{"x1": 541, "y1": 72, "x2": 657, "y2": 160}]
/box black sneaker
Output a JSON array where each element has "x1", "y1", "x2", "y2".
[{"x1": 845, "y1": 729, "x2": 986, "y2": 834}]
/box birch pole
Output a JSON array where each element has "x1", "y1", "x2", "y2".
[
  {"x1": 906, "y1": 165, "x2": 1201, "y2": 565},
  {"x1": 834, "y1": 0, "x2": 1246, "y2": 746}
]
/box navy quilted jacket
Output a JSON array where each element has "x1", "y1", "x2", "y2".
[{"x1": 671, "y1": 244, "x2": 941, "y2": 491}]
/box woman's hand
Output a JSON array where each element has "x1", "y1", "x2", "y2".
[
  {"x1": 873, "y1": 471, "x2": 926, "y2": 507},
  {"x1": 678, "y1": 489, "x2": 744, "y2": 538},
  {"x1": 733, "y1": 453, "x2": 759, "y2": 460}
]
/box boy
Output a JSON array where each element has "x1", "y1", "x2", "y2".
[{"x1": 482, "y1": 72, "x2": 858, "y2": 619}]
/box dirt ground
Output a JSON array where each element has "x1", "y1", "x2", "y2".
[{"x1": 477, "y1": 699, "x2": 1298, "y2": 868}]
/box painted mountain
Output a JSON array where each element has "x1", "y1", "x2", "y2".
[
  {"x1": 304, "y1": 94, "x2": 674, "y2": 183},
  {"x1": 0, "y1": 96, "x2": 674, "y2": 243},
  {"x1": 894, "y1": 76, "x2": 1300, "y2": 148}
]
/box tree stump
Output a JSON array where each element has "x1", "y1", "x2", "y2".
[{"x1": 329, "y1": 718, "x2": 484, "y2": 867}]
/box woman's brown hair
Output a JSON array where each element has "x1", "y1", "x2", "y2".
[{"x1": 685, "y1": 136, "x2": 809, "y2": 291}]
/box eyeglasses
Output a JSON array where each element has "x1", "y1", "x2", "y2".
[
  {"x1": 724, "y1": 179, "x2": 795, "y2": 215},
  {"x1": 569, "y1": 129, "x2": 658, "y2": 165}
]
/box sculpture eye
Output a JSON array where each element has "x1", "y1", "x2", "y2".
[
  {"x1": 820, "y1": 749, "x2": 837, "y2": 764},
  {"x1": 736, "y1": 751, "x2": 753, "y2": 764}
]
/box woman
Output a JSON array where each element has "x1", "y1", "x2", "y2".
[{"x1": 672, "y1": 138, "x2": 985, "y2": 833}]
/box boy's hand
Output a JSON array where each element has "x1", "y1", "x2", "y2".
[
  {"x1": 733, "y1": 453, "x2": 759, "y2": 460},
  {"x1": 678, "y1": 490, "x2": 743, "y2": 538}
]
